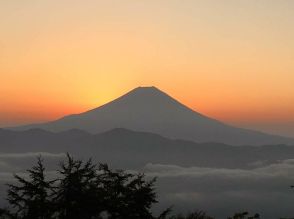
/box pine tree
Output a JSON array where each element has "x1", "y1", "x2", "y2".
[
  {"x1": 53, "y1": 154, "x2": 103, "y2": 219},
  {"x1": 168, "y1": 211, "x2": 214, "y2": 219},
  {"x1": 227, "y1": 212, "x2": 260, "y2": 219},
  {"x1": 3, "y1": 154, "x2": 173, "y2": 219},
  {"x1": 6, "y1": 156, "x2": 54, "y2": 219},
  {"x1": 99, "y1": 163, "x2": 157, "y2": 219}
]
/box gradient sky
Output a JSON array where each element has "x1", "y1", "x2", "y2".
[{"x1": 1, "y1": 0, "x2": 294, "y2": 137}]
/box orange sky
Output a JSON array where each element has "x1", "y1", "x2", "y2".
[{"x1": 0, "y1": 1, "x2": 293, "y2": 137}]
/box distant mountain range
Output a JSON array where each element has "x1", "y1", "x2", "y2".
[
  {"x1": 8, "y1": 86, "x2": 294, "y2": 145},
  {"x1": 0, "y1": 128, "x2": 293, "y2": 169},
  {"x1": 1, "y1": 87, "x2": 293, "y2": 219}
]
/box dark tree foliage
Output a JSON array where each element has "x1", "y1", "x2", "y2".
[
  {"x1": 53, "y1": 154, "x2": 102, "y2": 219},
  {"x1": 0, "y1": 208, "x2": 15, "y2": 219},
  {"x1": 99, "y1": 163, "x2": 157, "y2": 219},
  {"x1": 168, "y1": 211, "x2": 214, "y2": 219},
  {"x1": 0, "y1": 154, "x2": 160, "y2": 219},
  {"x1": 227, "y1": 212, "x2": 260, "y2": 219},
  {"x1": 6, "y1": 156, "x2": 55, "y2": 219},
  {"x1": 0, "y1": 155, "x2": 265, "y2": 219}
]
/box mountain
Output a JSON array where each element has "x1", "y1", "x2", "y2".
[
  {"x1": 8, "y1": 86, "x2": 294, "y2": 145},
  {"x1": 0, "y1": 128, "x2": 294, "y2": 169}
]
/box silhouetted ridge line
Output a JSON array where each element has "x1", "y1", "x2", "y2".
[
  {"x1": 7, "y1": 86, "x2": 294, "y2": 145},
  {"x1": 0, "y1": 128, "x2": 294, "y2": 169}
]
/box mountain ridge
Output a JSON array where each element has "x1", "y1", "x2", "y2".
[
  {"x1": 7, "y1": 86, "x2": 294, "y2": 145},
  {"x1": 0, "y1": 127, "x2": 294, "y2": 169}
]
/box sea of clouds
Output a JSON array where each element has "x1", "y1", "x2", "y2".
[{"x1": 0, "y1": 153, "x2": 294, "y2": 218}]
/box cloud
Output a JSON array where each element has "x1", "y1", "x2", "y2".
[
  {"x1": 0, "y1": 154, "x2": 294, "y2": 218},
  {"x1": 0, "y1": 152, "x2": 66, "y2": 176},
  {"x1": 0, "y1": 152, "x2": 66, "y2": 159},
  {"x1": 142, "y1": 161, "x2": 294, "y2": 219},
  {"x1": 143, "y1": 159, "x2": 294, "y2": 180},
  {"x1": 0, "y1": 153, "x2": 66, "y2": 206}
]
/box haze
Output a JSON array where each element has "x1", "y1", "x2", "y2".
[{"x1": 1, "y1": 0, "x2": 294, "y2": 137}]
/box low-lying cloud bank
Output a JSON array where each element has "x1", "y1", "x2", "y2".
[
  {"x1": 0, "y1": 152, "x2": 65, "y2": 159},
  {"x1": 0, "y1": 153, "x2": 294, "y2": 218},
  {"x1": 0, "y1": 152, "x2": 67, "y2": 206},
  {"x1": 0, "y1": 152, "x2": 66, "y2": 177},
  {"x1": 142, "y1": 161, "x2": 294, "y2": 219},
  {"x1": 143, "y1": 159, "x2": 294, "y2": 179}
]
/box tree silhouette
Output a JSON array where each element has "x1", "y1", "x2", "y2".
[
  {"x1": 98, "y1": 163, "x2": 157, "y2": 219},
  {"x1": 0, "y1": 208, "x2": 15, "y2": 219},
  {"x1": 6, "y1": 156, "x2": 55, "y2": 219},
  {"x1": 53, "y1": 154, "x2": 102, "y2": 219},
  {"x1": 52, "y1": 154, "x2": 159, "y2": 219},
  {"x1": 0, "y1": 155, "x2": 266, "y2": 219},
  {"x1": 168, "y1": 211, "x2": 214, "y2": 219},
  {"x1": 227, "y1": 212, "x2": 260, "y2": 219}
]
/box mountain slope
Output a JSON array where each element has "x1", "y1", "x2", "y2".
[
  {"x1": 9, "y1": 86, "x2": 294, "y2": 145},
  {"x1": 1, "y1": 128, "x2": 294, "y2": 169}
]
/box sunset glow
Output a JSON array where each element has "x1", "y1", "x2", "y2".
[{"x1": 1, "y1": 0, "x2": 294, "y2": 136}]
